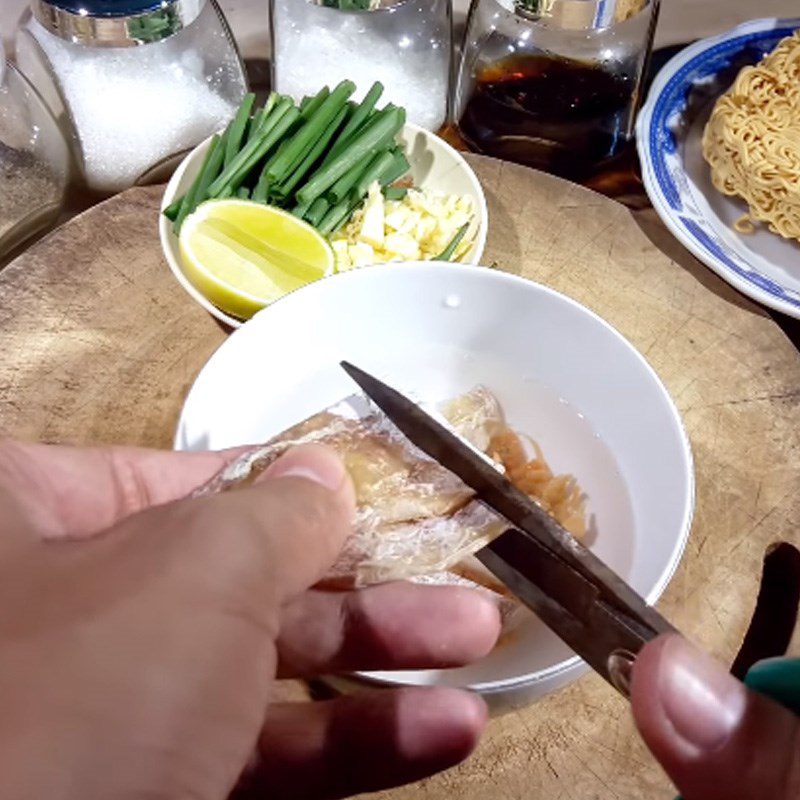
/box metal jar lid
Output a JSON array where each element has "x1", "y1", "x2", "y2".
[{"x1": 30, "y1": 0, "x2": 204, "y2": 46}]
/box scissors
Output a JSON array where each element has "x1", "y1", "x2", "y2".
[{"x1": 340, "y1": 361, "x2": 800, "y2": 706}]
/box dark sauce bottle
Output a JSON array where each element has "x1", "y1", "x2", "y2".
[{"x1": 457, "y1": 53, "x2": 637, "y2": 183}]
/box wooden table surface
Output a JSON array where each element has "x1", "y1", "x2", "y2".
[{"x1": 1, "y1": 154, "x2": 798, "y2": 799}]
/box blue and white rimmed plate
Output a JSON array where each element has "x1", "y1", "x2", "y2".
[{"x1": 636, "y1": 18, "x2": 800, "y2": 319}]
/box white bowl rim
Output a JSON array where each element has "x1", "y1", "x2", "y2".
[
  {"x1": 174, "y1": 262, "x2": 695, "y2": 693},
  {"x1": 159, "y1": 121, "x2": 490, "y2": 329}
]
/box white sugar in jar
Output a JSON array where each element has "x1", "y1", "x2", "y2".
[
  {"x1": 270, "y1": 0, "x2": 453, "y2": 133},
  {"x1": 16, "y1": 0, "x2": 247, "y2": 195}
]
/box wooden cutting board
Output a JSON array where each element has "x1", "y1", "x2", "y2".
[{"x1": 1, "y1": 155, "x2": 798, "y2": 799}]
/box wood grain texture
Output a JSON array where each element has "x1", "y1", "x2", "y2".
[
  {"x1": 0, "y1": 187, "x2": 227, "y2": 447},
  {"x1": 0, "y1": 155, "x2": 798, "y2": 799}
]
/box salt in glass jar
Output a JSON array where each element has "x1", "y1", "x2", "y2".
[
  {"x1": 16, "y1": 0, "x2": 248, "y2": 195},
  {"x1": 0, "y1": 51, "x2": 69, "y2": 257},
  {"x1": 270, "y1": 0, "x2": 453, "y2": 132}
]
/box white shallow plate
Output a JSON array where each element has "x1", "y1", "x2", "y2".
[
  {"x1": 637, "y1": 18, "x2": 800, "y2": 319},
  {"x1": 160, "y1": 122, "x2": 488, "y2": 329},
  {"x1": 175, "y1": 263, "x2": 694, "y2": 709}
]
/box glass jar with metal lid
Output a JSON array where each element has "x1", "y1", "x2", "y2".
[
  {"x1": 0, "y1": 42, "x2": 69, "y2": 259},
  {"x1": 452, "y1": 0, "x2": 659, "y2": 183},
  {"x1": 15, "y1": 0, "x2": 247, "y2": 195},
  {"x1": 270, "y1": 0, "x2": 453, "y2": 133}
]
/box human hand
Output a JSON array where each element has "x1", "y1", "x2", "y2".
[
  {"x1": 0, "y1": 439, "x2": 501, "y2": 800},
  {"x1": 631, "y1": 634, "x2": 800, "y2": 799}
]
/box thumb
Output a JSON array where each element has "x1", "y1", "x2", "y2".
[{"x1": 631, "y1": 634, "x2": 800, "y2": 800}]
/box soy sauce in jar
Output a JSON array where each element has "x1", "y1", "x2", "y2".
[{"x1": 457, "y1": 53, "x2": 636, "y2": 182}]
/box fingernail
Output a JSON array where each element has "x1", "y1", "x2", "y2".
[
  {"x1": 658, "y1": 637, "x2": 746, "y2": 753},
  {"x1": 265, "y1": 445, "x2": 347, "y2": 493}
]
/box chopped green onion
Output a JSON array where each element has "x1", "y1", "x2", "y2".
[
  {"x1": 246, "y1": 93, "x2": 278, "y2": 144},
  {"x1": 167, "y1": 85, "x2": 413, "y2": 238},
  {"x1": 207, "y1": 96, "x2": 294, "y2": 197},
  {"x1": 322, "y1": 81, "x2": 383, "y2": 166},
  {"x1": 291, "y1": 198, "x2": 313, "y2": 219},
  {"x1": 322, "y1": 0, "x2": 369, "y2": 7},
  {"x1": 434, "y1": 223, "x2": 469, "y2": 261},
  {"x1": 225, "y1": 93, "x2": 255, "y2": 169},
  {"x1": 246, "y1": 110, "x2": 264, "y2": 144},
  {"x1": 352, "y1": 149, "x2": 395, "y2": 200},
  {"x1": 252, "y1": 171, "x2": 270, "y2": 203},
  {"x1": 162, "y1": 198, "x2": 182, "y2": 221},
  {"x1": 305, "y1": 197, "x2": 330, "y2": 227},
  {"x1": 318, "y1": 197, "x2": 356, "y2": 235},
  {"x1": 173, "y1": 131, "x2": 226, "y2": 233},
  {"x1": 264, "y1": 80, "x2": 356, "y2": 186},
  {"x1": 274, "y1": 105, "x2": 348, "y2": 200},
  {"x1": 299, "y1": 86, "x2": 330, "y2": 121},
  {"x1": 296, "y1": 106, "x2": 405, "y2": 206},
  {"x1": 379, "y1": 149, "x2": 410, "y2": 187},
  {"x1": 260, "y1": 139, "x2": 290, "y2": 178},
  {"x1": 214, "y1": 105, "x2": 301, "y2": 195},
  {"x1": 325, "y1": 155, "x2": 373, "y2": 204},
  {"x1": 382, "y1": 186, "x2": 408, "y2": 201}
]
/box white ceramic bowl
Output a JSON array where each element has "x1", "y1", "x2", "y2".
[
  {"x1": 175, "y1": 263, "x2": 694, "y2": 709},
  {"x1": 160, "y1": 123, "x2": 488, "y2": 328}
]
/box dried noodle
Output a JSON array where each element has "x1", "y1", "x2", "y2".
[{"x1": 702, "y1": 30, "x2": 800, "y2": 242}]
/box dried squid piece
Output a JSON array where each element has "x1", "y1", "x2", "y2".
[
  {"x1": 349, "y1": 501, "x2": 506, "y2": 587},
  {"x1": 190, "y1": 384, "x2": 587, "y2": 589},
  {"x1": 191, "y1": 390, "x2": 508, "y2": 588},
  {"x1": 192, "y1": 401, "x2": 472, "y2": 523},
  {"x1": 440, "y1": 386, "x2": 506, "y2": 453},
  {"x1": 488, "y1": 427, "x2": 587, "y2": 540}
]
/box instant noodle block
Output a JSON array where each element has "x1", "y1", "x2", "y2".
[{"x1": 702, "y1": 30, "x2": 800, "y2": 242}]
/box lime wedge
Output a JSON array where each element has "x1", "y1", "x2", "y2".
[{"x1": 179, "y1": 199, "x2": 334, "y2": 319}]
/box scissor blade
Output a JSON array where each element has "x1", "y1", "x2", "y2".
[
  {"x1": 340, "y1": 361, "x2": 675, "y2": 653},
  {"x1": 339, "y1": 361, "x2": 571, "y2": 556},
  {"x1": 479, "y1": 529, "x2": 658, "y2": 688}
]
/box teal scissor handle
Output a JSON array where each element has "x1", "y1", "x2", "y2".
[
  {"x1": 674, "y1": 543, "x2": 800, "y2": 799},
  {"x1": 675, "y1": 657, "x2": 800, "y2": 800},
  {"x1": 744, "y1": 656, "x2": 800, "y2": 715}
]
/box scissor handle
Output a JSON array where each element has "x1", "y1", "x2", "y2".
[
  {"x1": 745, "y1": 658, "x2": 800, "y2": 715},
  {"x1": 478, "y1": 528, "x2": 676, "y2": 694}
]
